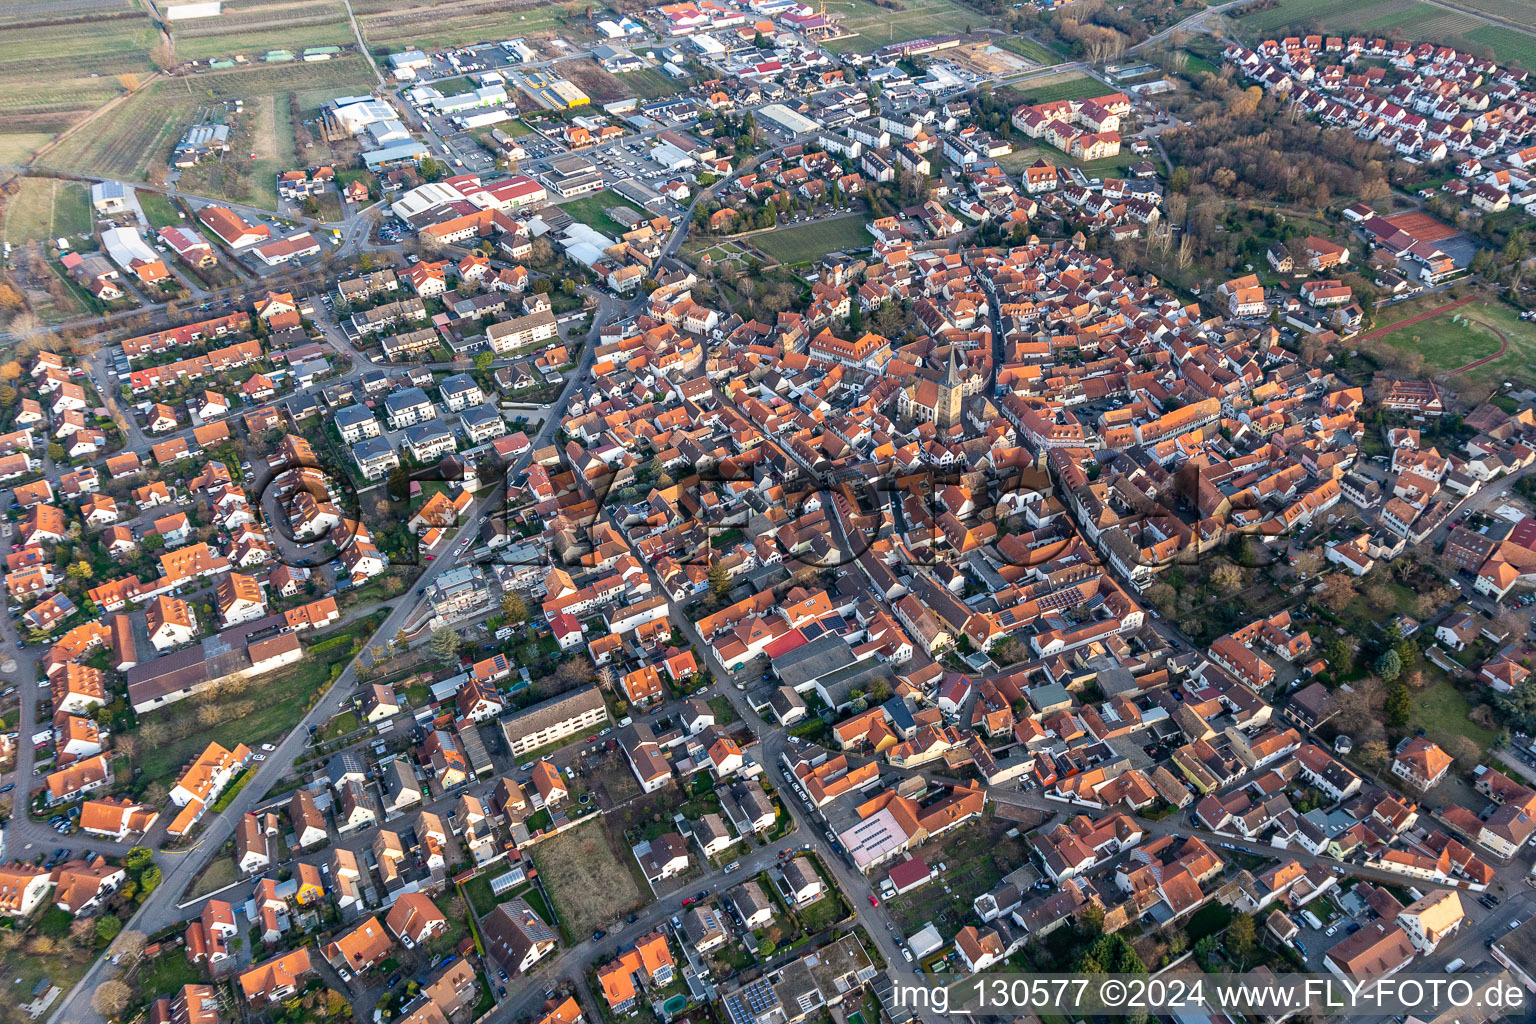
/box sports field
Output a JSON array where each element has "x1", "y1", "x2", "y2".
[
  {"x1": 752, "y1": 215, "x2": 872, "y2": 264},
  {"x1": 821, "y1": 0, "x2": 979, "y2": 53},
  {"x1": 1372, "y1": 294, "x2": 1536, "y2": 391},
  {"x1": 3, "y1": 178, "x2": 92, "y2": 245}
]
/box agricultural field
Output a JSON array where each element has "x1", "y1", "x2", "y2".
[
  {"x1": 3, "y1": 178, "x2": 92, "y2": 245},
  {"x1": 552, "y1": 59, "x2": 678, "y2": 103},
  {"x1": 0, "y1": 10, "x2": 155, "y2": 157},
  {"x1": 752, "y1": 215, "x2": 872, "y2": 264},
  {"x1": 38, "y1": 57, "x2": 374, "y2": 188},
  {"x1": 167, "y1": 0, "x2": 356, "y2": 62},
  {"x1": 558, "y1": 189, "x2": 650, "y2": 238},
  {"x1": 1235, "y1": 0, "x2": 1536, "y2": 70},
  {"x1": 821, "y1": 0, "x2": 981, "y2": 53},
  {"x1": 528, "y1": 819, "x2": 645, "y2": 939},
  {"x1": 355, "y1": 0, "x2": 594, "y2": 54},
  {"x1": 0, "y1": 133, "x2": 53, "y2": 163}
]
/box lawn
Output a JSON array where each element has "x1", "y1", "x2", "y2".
[
  {"x1": 820, "y1": 0, "x2": 980, "y2": 53},
  {"x1": 4, "y1": 178, "x2": 92, "y2": 245},
  {"x1": 557, "y1": 189, "x2": 651, "y2": 239},
  {"x1": 1410, "y1": 675, "x2": 1496, "y2": 753},
  {"x1": 167, "y1": 0, "x2": 356, "y2": 63},
  {"x1": 129, "y1": 950, "x2": 203, "y2": 1011},
  {"x1": 529, "y1": 819, "x2": 645, "y2": 939},
  {"x1": 0, "y1": 941, "x2": 93, "y2": 1024},
  {"x1": 138, "y1": 191, "x2": 186, "y2": 229},
  {"x1": 189, "y1": 856, "x2": 238, "y2": 898},
  {"x1": 752, "y1": 215, "x2": 872, "y2": 265},
  {"x1": 319, "y1": 709, "x2": 359, "y2": 741}
]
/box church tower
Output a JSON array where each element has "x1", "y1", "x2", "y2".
[{"x1": 935, "y1": 347, "x2": 964, "y2": 429}]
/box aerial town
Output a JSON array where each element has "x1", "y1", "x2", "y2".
[{"x1": 3, "y1": 0, "x2": 1536, "y2": 1022}]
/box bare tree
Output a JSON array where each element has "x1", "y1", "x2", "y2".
[{"x1": 92, "y1": 980, "x2": 131, "y2": 1018}]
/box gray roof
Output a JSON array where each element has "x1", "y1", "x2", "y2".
[
  {"x1": 384, "y1": 386, "x2": 432, "y2": 413},
  {"x1": 352, "y1": 436, "x2": 396, "y2": 462},
  {"x1": 335, "y1": 403, "x2": 376, "y2": 430}
]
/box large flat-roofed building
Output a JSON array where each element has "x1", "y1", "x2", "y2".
[{"x1": 501, "y1": 685, "x2": 609, "y2": 756}]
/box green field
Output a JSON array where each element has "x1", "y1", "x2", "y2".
[
  {"x1": 1410, "y1": 676, "x2": 1497, "y2": 753},
  {"x1": 3, "y1": 178, "x2": 92, "y2": 245},
  {"x1": 0, "y1": 11, "x2": 156, "y2": 135},
  {"x1": 138, "y1": 190, "x2": 186, "y2": 229},
  {"x1": 821, "y1": 0, "x2": 979, "y2": 53},
  {"x1": 1464, "y1": 24, "x2": 1536, "y2": 70},
  {"x1": 753, "y1": 215, "x2": 872, "y2": 264},
  {"x1": 1374, "y1": 294, "x2": 1536, "y2": 391},
  {"x1": 557, "y1": 189, "x2": 650, "y2": 238},
  {"x1": 552, "y1": 60, "x2": 681, "y2": 103}
]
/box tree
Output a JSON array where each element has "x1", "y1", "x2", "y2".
[
  {"x1": 92, "y1": 979, "x2": 131, "y2": 1018},
  {"x1": 65, "y1": 560, "x2": 92, "y2": 581},
  {"x1": 474, "y1": 350, "x2": 494, "y2": 371},
  {"x1": 1211, "y1": 562, "x2": 1243, "y2": 593},
  {"x1": 1374, "y1": 648, "x2": 1402, "y2": 682},
  {"x1": 1318, "y1": 573, "x2": 1357, "y2": 612},
  {"x1": 500, "y1": 592, "x2": 528, "y2": 624},
  {"x1": 117, "y1": 72, "x2": 139, "y2": 92},
  {"x1": 1324, "y1": 635, "x2": 1353, "y2": 676},
  {"x1": 124, "y1": 847, "x2": 153, "y2": 873},
  {"x1": 138, "y1": 865, "x2": 162, "y2": 895},
  {"x1": 394, "y1": 629, "x2": 411, "y2": 653},
  {"x1": 429, "y1": 627, "x2": 462, "y2": 667},
  {"x1": 1080, "y1": 901, "x2": 1105, "y2": 936},
  {"x1": 1360, "y1": 739, "x2": 1391, "y2": 766},
  {"x1": 95, "y1": 914, "x2": 123, "y2": 944},
  {"x1": 1227, "y1": 912, "x2": 1257, "y2": 966},
  {"x1": 1384, "y1": 683, "x2": 1411, "y2": 728},
  {"x1": 708, "y1": 560, "x2": 730, "y2": 596},
  {"x1": 112, "y1": 929, "x2": 148, "y2": 965},
  {"x1": 387, "y1": 464, "x2": 411, "y2": 502}
]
